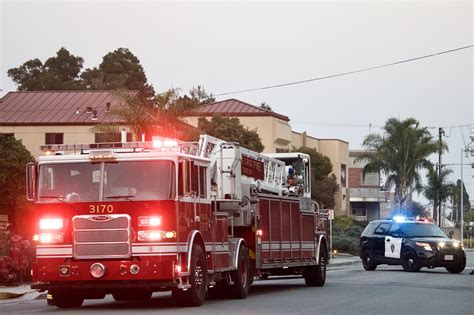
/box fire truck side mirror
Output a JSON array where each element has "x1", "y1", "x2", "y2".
[{"x1": 26, "y1": 162, "x2": 37, "y2": 201}]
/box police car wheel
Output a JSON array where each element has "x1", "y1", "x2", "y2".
[
  {"x1": 445, "y1": 257, "x2": 466, "y2": 274},
  {"x1": 362, "y1": 249, "x2": 377, "y2": 271},
  {"x1": 401, "y1": 250, "x2": 420, "y2": 272}
]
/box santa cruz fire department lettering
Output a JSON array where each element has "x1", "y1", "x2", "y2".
[
  {"x1": 241, "y1": 154, "x2": 264, "y2": 180},
  {"x1": 88, "y1": 204, "x2": 114, "y2": 214}
]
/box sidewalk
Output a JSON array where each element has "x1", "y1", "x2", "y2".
[
  {"x1": 0, "y1": 284, "x2": 44, "y2": 303},
  {"x1": 328, "y1": 252, "x2": 360, "y2": 268}
]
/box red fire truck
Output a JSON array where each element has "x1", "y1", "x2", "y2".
[{"x1": 27, "y1": 135, "x2": 329, "y2": 308}]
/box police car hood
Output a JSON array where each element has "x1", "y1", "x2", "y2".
[{"x1": 410, "y1": 236, "x2": 451, "y2": 243}]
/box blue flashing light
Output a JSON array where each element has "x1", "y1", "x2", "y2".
[{"x1": 393, "y1": 215, "x2": 406, "y2": 223}]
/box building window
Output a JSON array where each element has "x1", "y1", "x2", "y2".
[
  {"x1": 45, "y1": 133, "x2": 63, "y2": 145},
  {"x1": 95, "y1": 132, "x2": 132, "y2": 143},
  {"x1": 340, "y1": 164, "x2": 346, "y2": 187},
  {"x1": 360, "y1": 172, "x2": 379, "y2": 186},
  {"x1": 351, "y1": 202, "x2": 367, "y2": 216}
]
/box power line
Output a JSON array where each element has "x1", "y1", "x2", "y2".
[
  {"x1": 215, "y1": 45, "x2": 473, "y2": 96},
  {"x1": 292, "y1": 121, "x2": 384, "y2": 128}
]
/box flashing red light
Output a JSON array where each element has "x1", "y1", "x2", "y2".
[
  {"x1": 138, "y1": 216, "x2": 162, "y2": 227},
  {"x1": 152, "y1": 139, "x2": 163, "y2": 148},
  {"x1": 39, "y1": 218, "x2": 64, "y2": 230},
  {"x1": 256, "y1": 229, "x2": 263, "y2": 237}
]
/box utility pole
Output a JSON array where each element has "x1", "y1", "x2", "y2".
[
  {"x1": 437, "y1": 127, "x2": 444, "y2": 226},
  {"x1": 460, "y1": 148, "x2": 464, "y2": 244}
]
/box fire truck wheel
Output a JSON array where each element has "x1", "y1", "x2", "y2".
[
  {"x1": 50, "y1": 290, "x2": 84, "y2": 308},
  {"x1": 303, "y1": 245, "x2": 327, "y2": 287},
  {"x1": 172, "y1": 244, "x2": 207, "y2": 306},
  {"x1": 229, "y1": 245, "x2": 250, "y2": 299}
]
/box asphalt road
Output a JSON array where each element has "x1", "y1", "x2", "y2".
[{"x1": 2, "y1": 252, "x2": 473, "y2": 315}]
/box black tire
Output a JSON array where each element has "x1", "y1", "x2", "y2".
[
  {"x1": 50, "y1": 290, "x2": 84, "y2": 308},
  {"x1": 173, "y1": 244, "x2": 207, "y2": 307},
  {"x1": 303, "y1": 244, "x2": 327, "y2": 287},
  {"x1": 362, "y1": 249, "x2": 377, "y2": 271},
  {"x1": 112, "y1": 289, "x2": 152, "y2": 301},
  {"x1": 401, "y1": 250, "x2": 421, "y2": 272},
  {"x1": 229, "y1": 245, "x2": 250, "y2": 299},
  {"x1": 446, "y1": 257, "x2": 466, "y2": 274}
]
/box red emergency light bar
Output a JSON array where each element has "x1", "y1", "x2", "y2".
[
  {"x1": 40, "y1": 139, "x2": 200, "y2": 155},
  {"x1": 40, "y1": 141, "x2": 154, "y2": 153}
]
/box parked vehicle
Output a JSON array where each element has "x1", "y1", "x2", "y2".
[{"x1": 359, "y1": 218, "x2": 466, "y2": 273}]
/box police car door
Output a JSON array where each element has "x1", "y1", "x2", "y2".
[
  {"x1": 373, "y1": 223, "x2": 391, "y2": 258},
  {"x1": 385, "y1": 223, "x2": 402, "y2": 259}
]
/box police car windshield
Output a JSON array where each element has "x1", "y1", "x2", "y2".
[{"x1": 399, "y1": 223, "x2": 447, "y2": 238}]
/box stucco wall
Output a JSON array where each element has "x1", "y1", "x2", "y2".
[{"x1": 0, "y1": 125, "x2": 97, "y2": 158}]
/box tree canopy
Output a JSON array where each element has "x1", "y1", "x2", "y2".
[
  {"x1": 424, "y1": 166, "x2": 455, "y2": 222},
  {"x1": 8, "y1": 47, "x2": 154, "y2": 98},
  {"x1": 260, "y1": 102, "x2": 272, "y2": 111},
  {"x1": 356, "y1": 117, "x2": 442, "y2": 213},
  {"x1": 197, "y1": 115, "x2": 265, "y2": 152},
  {"x1": 292, "y1": 146, "x2": 338, "y2": 209},
  {"x1": 81, "y1": 48, "x2": 155, "y2": 98},
  {"x1": 8, "y1": 47, "x2": 84, "y2": 91},
  {"x1": 0, "y1": 136, "x2": 35, "y2": 221},
  {"x1": 451, "y1": 179, "x2": 471, "y2": 222},
  {"x1": 94, "y1": 86, "x2": 214, "y2": 141}
]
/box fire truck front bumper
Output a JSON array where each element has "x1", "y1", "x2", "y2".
[
  {"x1": 32, "y1": 256, "x2": 182, "y2": 283},
  {"x1": 31, "y1": 280, "x2": 178, "y2": 292}
]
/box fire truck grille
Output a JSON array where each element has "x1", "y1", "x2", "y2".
[{"x1": 73, "y1": 215, "x2": 131, "y2": 259}]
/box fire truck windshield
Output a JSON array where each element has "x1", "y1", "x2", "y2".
[{"x1": 37, "y1": 160, "x2": 175, "y2": 202}]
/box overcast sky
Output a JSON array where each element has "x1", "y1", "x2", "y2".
[{"x1": 1, "y1": 0, "x2": 473, "y2": 204}]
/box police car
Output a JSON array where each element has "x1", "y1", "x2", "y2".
[{"x1": 359, "y1": 217, "x2": 466, "y2": 273}]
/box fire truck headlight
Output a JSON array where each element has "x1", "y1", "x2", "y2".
[
  {"x1": 138, "y1": 230, "x2": 163, "y2": 241},
  {"x1": 40, "y1": 218, "x2": 64, "y2": 230},
  {"x1": 38, "y1": 233, "x2": 64, "y2": 244}
]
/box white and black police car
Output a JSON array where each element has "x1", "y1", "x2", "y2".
[{"x1": 359, "y1": 217, "x2": 466, "y2": 273}]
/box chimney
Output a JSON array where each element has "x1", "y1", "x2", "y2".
[
  {"x1": 105, "y1": 102, "x2": 111, "y2": 112},
  {"x1": 91, "y1": 110, "x2": 98, "y2": 121},
  {"x1": 86, "y1": 106, "x2": 93, "y2": 113}
]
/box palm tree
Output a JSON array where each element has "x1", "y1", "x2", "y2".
[
  {"x1": 424, "y1": 166, "x2": 455, "y2": 223},
  {"x1": 94, "y1": 88, "x2": 203, "y2": 141},
  {"x1": 356, "y1": 117, "x2": 443, "y2": 215}
]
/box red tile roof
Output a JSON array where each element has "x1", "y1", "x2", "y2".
[
  {"x1": 0, "y1": 90, "x2": 138, "y2": 125},
  {"x1": 190, "y1": 99, "x2": 289, "y2": 122}
]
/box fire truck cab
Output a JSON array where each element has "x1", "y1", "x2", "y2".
[{"x1": 27, "y1": 135, "x2": 328, "y2": 308}]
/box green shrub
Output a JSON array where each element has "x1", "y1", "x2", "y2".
[{"x1": 331, "y1": 216, "x2": 368, "y2": 256}]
